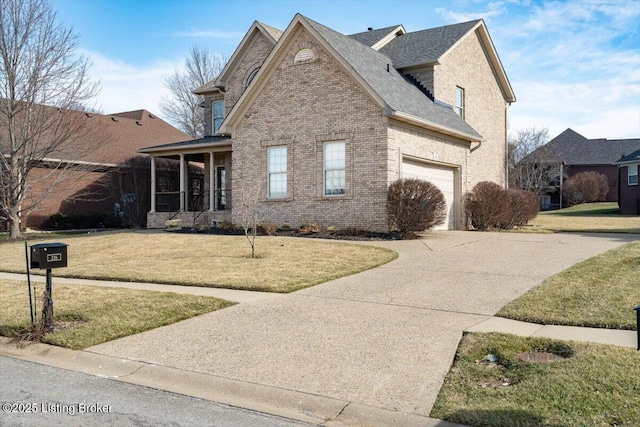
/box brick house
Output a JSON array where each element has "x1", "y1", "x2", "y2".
[
  {"x1": 534, "y1": 129, "x2": 640, "y2": 209},
  {"x1": 2, "y1": 108, "x2": 191, "y2": 229},
  {"x1": 614, "y1": 149, "x2": 640, "y2": 215},
  {"x1": 141, "y1": 14, "x2": 515, "y2": 231}
]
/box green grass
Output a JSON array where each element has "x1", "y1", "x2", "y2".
[
  {"x1": 431, "y1": 333, "x2": 640, "y2": 427},
  {"x1": 527, "y1": 202, "x2": 640, "y2": 233},
  {"x1": 498, "y1": 241, "x2": 640, "y2": 330},
  {"x1": 0, "y1": 232, "x2": 398, "y2": 293},
  {"x1": 0, "y1": 279, "x2": 235, "y2": 349}
]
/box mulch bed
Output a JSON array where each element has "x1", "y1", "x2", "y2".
[{"x1": 169, "y1": 226, "x2": 404, "y2": 241}]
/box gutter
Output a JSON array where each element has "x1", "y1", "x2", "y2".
[{"x1": 389, "y1": 111, "x2": 481, "y2": 143}]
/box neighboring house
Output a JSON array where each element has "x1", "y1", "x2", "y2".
[
  {"x1": 614, "y1": 149, "x2": 640, "y2": 215},
  {"x1": 2, "y1": 108, "x2": 191, "y2": 229},
  {"x1": 533, "y1": 129, "x2": 640, "y2": 209},
  {"x1": 140, "y1": 14, "x2": 515, "y2": 231}
]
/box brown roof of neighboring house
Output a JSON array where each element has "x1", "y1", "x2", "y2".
[{"x1": 1, "y1": 105, "x2": 191, "y2": 166}]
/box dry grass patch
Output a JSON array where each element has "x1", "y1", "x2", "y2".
[
  {"x1": 528, "y1": 202, "x2": 640, "y2": 233},
  {"x1": 431, "y1": 333, "x2": 640, "y2": 427},
  {"x1": 0, "y1": 279, "x2": 234, "y2": 350},
  {"x1": 498, "y1": 241, "x2": 640, "y2": 330},
  {"x1": 0, "y1": 232, "x2": 397, "y2": 293}
]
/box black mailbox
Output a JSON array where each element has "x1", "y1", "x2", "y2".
[{"x1": 30, "y1": 243, "x2": 68, "y2": 269}]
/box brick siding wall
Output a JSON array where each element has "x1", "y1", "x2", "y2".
[
  {"x1": 433, "y1": 30, "x2": 508, "y2": 187},
  {"x1": 231, "y1": 27, "x2": 389, "y2": 231}
]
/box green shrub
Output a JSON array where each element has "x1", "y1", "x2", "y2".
[
  {"x1": 48, "y1": 213, "x2": 120, "y2": 230},
  {"x1": 386, "y1": 178, "x2": 446, "y2": 236}
]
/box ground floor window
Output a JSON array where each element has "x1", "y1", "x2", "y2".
[
  {"x1": 323, "y1": 141, "x2": 345, "y2": 196},
  {"x1": 267, "y1": 146, "x2": 287, "y2": 198},
  {"x1": 629, "y1": 165, "x2": 638, "y2": 185}
]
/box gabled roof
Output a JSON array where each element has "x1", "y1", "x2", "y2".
[
  {"x1": 348, "y1": 25, "x2": 406, "y2": 49},
  {"x1": 614, "y1": 148, "x2": 640, "y2": 165},
  {"x1": 379, "y1": 20, "x2": 480, "y2": 67},
  {"x1": 211, "y1": 20, "x2": 281, "y2": 92},
  {"x1": 542, "y1": 129, "x2": 640, "y2": 165},
  {"x1": 379, "y1": 19, "x2": 515, "y2": 103},
  {"x1": 223, "y1": 14, "x2": 482, "y2": 142}
]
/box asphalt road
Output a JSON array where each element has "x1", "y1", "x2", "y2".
[{"x1": 0, "y1": 355, "x2": 311, "y2": 427}]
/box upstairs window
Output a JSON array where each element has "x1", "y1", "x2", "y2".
[
  {"x1": 629, "y1": 165, "x2": 638, "y2": 185},
  {"x1": 454, "y1": 86, "x2": 465, "y2": 118},
  {"x1": 324, "y1": 142, "x2": 346, "y2": 196},
  {"x1": 268, "y1": 146, "x2": 287, "y2": 198},
  {"x1": 213, "y1": 100, "x2": 224, "y2": 133}
]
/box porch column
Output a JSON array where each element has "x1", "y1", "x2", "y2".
[
  {"x1": 209, "y1": 152, "x2": 215, "y2": 211},
  {"x1": 150, "y1": 156, "x2": 156, "y2": 213},
  {"x1": 179, "y1": 153, "x2": 185, "y2": 211}
]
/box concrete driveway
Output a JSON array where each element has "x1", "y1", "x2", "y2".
[{"x1": 87, "y1": 231, "x2": 637, "y2": 419}]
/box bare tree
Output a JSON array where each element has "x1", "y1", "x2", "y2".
[
  {"x1": 238, "y1": 183, "x2": 260, "y2": 259},
  {"x1": 0, "y1": 0, "x2": 100, "y2": 239},
  {"x1": 508, "y1": 126, "x2": 564, "y2": 197},
  {"x1": 159, "y1": 46, "x2": 228, "y2": 138}
]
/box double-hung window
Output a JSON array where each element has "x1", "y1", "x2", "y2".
[
  {"x1": 267, "y1": 146, "x2": 287, "y2": 198},
  {"x1": 212, "y1": 100, "x2": 224, "y2": 133},
  {"x1": 629, "y1": 165, "x2": 638, "y2": 186},
  {"x1": 324, "y1": 142, "x2": 345, "y2": 196},
  {"x1": 454, "y1": 86, "x2": 465, "y2": 118}
]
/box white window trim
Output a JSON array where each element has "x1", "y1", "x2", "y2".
[
  {"x1": 267, "y1": 146, "x2": 287, "y2": 199},
  {"x1": 323, "y1": 141, "x2": 346, "y2": 197},
  {"x1": 212, "y1": 100, "x2": 224, "y2": 133},
  {"x1": 629, "y1": 164, "x2": 638, "y2": 186},
  {"x1": 454, "y1": 86, "x2": 465, "y2": 118}
]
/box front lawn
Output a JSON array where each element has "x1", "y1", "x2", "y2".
[
  {"x1": 431, "y1": 333, "x2": 640, "y2": 427},
  {"x1": 0, "y1": 280, "x2": 234, "y2": 349},
  {"x1": 498, "y1": 241, "x2": 640, "y2": 330},
  {"x1": 529, "y1": 202, "x2": 640, "y2": 233},
  {"x1": 0, "y1": 232, "x2": 397, "y2": 293}
]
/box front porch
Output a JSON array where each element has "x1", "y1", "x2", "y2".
[{"x1": 139, "y1": 136, "x2": 233, "y2": 229}]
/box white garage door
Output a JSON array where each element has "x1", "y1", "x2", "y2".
[{"x1": 402, "y1": 159, "x2": 456, "y2": 230}]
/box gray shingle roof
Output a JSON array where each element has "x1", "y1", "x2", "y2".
[
  {"x1": 348, "y1": 25, "x2": 403, "y2": 47},
  {"x1": 304, "y1": 16, "x2": 481, "y2": 139},
  {"x1": 614, "y1": 148, "x2": 640, "y2": 164},
  {"x1": 379, "y1": 20, "x2": 481, "y2": 68},
  {"x1": 543, "y1": 129, "x2": 640, "y2": 165},
  {"x1": 259, "y1": 22, "x2": 283, "y2": 41},
  {"x1": 139, "y1": 135, "x2": 231, "y2": 153}
]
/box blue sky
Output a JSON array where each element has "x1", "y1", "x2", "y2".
[{"x1": 51, "y1": 0, "x2": 640, "y2": 139}]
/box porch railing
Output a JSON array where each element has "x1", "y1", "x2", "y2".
[
  {"x1": 156, "y1": 191, "x2": 183, "y2": 213},
  {"x1": 155, "y1": 190, "x2": 231, "y2": 213}
]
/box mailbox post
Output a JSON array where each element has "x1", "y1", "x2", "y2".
[{"x1": 30, "y1": 243, "x2": 68, "y2": 330}]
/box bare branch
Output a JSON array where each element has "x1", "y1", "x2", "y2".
[
  {"x1": 0, "y1": 0, "x2": 100, "y2": 239},
  {"x1": 159, "y1": 46, "x2": 228, "y2": 138}
]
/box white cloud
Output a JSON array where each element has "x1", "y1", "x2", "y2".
[
  {"x1": 439, "y1": 0, "x2": 640, "y2": 139},
  {"x1": 82, "y1": 49, "x2": 181, "y2": 118}
]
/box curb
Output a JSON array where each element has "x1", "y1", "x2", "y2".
[{"x1": 0, "y1": 337, "x2": 462, "y2": 427}]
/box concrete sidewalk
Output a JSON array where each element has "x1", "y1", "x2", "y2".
[
  {"x1": 0, "y1": 272, "x2": 280, "y2": 304},
  {"x1": 467, "y1": 316, "x2": 638, "y2": 348}
]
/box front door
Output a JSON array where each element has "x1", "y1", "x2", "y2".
[{"x1": 216, "y1": 167, "x2": 226, "y2": 210}]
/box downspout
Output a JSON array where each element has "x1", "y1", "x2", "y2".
[
  {"x1": 504, "y1": 103, "x2": 509, "y2": 188},
  {"x1": 559, "y1": 162, "x2": 564, "y2": 209}
]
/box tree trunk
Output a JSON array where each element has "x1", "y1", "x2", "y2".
[{"x1": 8, "y1": 207, "x2": 22, "y2": 240}]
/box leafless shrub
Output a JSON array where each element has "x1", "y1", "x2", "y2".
[
  {"x1": 563, "y1": 171, "x2": 609, "y2": 206},
  {"x1": 506, "y1": 189, "x2": 540, "y2": 228},
  {"x1": 387, "y1": 178, "x2": 446, "y2": 236},
  {"x1": 465, "y1": 182, "x2": 511, "y2": 230}
]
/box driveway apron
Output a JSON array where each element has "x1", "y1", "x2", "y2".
[{"x1": 87, "y1": 231, "x2": 636, "y2": 417}]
